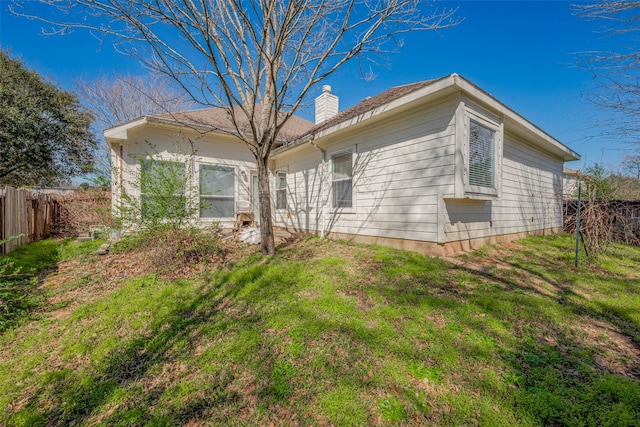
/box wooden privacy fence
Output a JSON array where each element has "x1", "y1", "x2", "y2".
[{"x1": 0, "y1": 186, "x2": 60, "y2": 254}]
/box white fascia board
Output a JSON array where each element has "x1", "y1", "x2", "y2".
[
  {"x1": 271, "y1": 75, "x2": 458, "y2": 157},
  {"x1": 103, "y1": 117, "x2": 148, "y2": 141},
  {"x1": 273, "y1": 73, "x2": 580, "y2": 162},
  {"x1": 313, "y1": 75, "x2": 457, "y2": 141},
  {"x1": 103, "y1": 115, "x2": 238, "y2": 143},
  {"x1": 452, "y1": 75, "x2": 580, "y2": 162}
]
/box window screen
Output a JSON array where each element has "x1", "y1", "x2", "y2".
[
  {"x1": 276, "y1": 172, "x2": 287, "y2": 210},
  {"x1": 332, "y1": 153, "x2": 353, "y2": 208},
  {"x1": 199, "y1": 165, "x2": 235, "y2": 218},
  {"x1": 468, "y1": 120, "x2": 495, "y2": 188}
]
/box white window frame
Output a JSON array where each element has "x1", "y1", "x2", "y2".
[
  {"x1": 330, "y1": 148, "x2": 356, "y2": 212},
  {"x1": 275, "y1": 170, "x2": 287, "y2": 210},
  {"x1": 460, "y1": 105, "x2": 503, "y2": 199},
  {"x1": 198, "y1": 163, "x2": 237, "y2": 220}
]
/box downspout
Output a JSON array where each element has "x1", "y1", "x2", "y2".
[
  {"x1": 119, "y1": 143, "x2": 124, "y2": 213},
  {"x1": 190, "y1": 149, "x2": 197, "y2": 226},
  {"x1": 308, "y1": 135, "x2": 327, "y2": 238}
]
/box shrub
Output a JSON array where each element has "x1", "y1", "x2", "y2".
[
  {"x1": 112, "y1": 225, "x2": 226, "y2": 274},
  {"x1": 115, "y1": 143, "x2": 201, "y2": 233}
]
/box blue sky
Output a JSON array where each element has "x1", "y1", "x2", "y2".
[{"x1": 0, "y1": 1, "x2": 635, "y2": 170}]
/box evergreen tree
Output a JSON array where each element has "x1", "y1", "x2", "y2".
[{"x1": 0, "y1": 50, "x2": 97, "y2": 186}]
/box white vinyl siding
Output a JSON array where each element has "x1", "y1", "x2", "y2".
[
  {"x1": 200, "y1": 165, "x2": 235, "y2": 218},
  {"x1": 332, "y1": 152, "x2": 353, "y2": 209},
  {"x1": 119, "y1": 127, "x2": 257, "y2": 229},
  {"x1": 272, "y1": 97, "x2": 458, "y2": 241},
  {"x1": 276, "y1": 172, "x2": 287, "y2": 210},
  {"x1": 118, "y1": 90, "x2": 568, "y2": 253},
  {"x1": 444, "y1": 133, "x2": 564, "y2": 242},
  {"x1": 272, "y1": 152, "x2": 324, "y2": 230}
]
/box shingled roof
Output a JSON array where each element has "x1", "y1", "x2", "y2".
[
  {"x1": 106, "y1": 74, "x2": 580, "y2": 162},
  {"x1": 149, "y1": 106, "x2": 315, "y2": 142},
  {"x1": 299, "y1": 79, "x2": 438, "y2": 138},
  {"x1": 148, "y1": 79, "x2": 437, "y2": 142}
]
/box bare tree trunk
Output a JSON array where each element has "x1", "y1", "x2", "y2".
[
  {"x1": 17, "y1": 0, "x2": 459, "y2": 255},
  {"x1": 257, "y1": 156, "x2": 276, "y2": 255}
]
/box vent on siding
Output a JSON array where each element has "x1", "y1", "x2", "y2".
[{"x1": 468, "y1": 119, "x2": 495, "y2": 188}]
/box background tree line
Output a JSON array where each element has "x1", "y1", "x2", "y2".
[{"x1": 578, "y1": 160, "x2": 640, "y2": 201}]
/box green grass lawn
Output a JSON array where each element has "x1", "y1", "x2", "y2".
[
  {"x1": 0, "y1": 234, "x2": 638, "y2": 426},
  {"x1": 0, "y1": 238, "x2": 106, "y2": 332}
]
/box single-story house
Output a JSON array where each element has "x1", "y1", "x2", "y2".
[
  {"x1": 105, "y1": 73, "x2": 580, "y2": 256},
  {"x1": 562, "y1": 166, "x2": 580, "y2": 199}
]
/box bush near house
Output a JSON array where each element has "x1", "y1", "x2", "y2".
[{"x1": 0, "y1": 234, "x2": 638, "y2": 426}]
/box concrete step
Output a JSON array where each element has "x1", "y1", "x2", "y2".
[{"x1": 95, "y1": 242, "x2": 111, "y2": 255}]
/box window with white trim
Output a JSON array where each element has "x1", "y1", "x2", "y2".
[
  {"x1": 468, "y1": 119, "x2": 496, "y2": 189},
  {"x1": 459, "y1": 105, "x2": 503, "y2": 199},
  {"x1": 332, "y1": 152, "x2": 353, "y2": 208},
  {"x1": 276, "y1": 172, "x2": 287, "y2": 210},
  {"x1": 199, "y1": 165, "x2": 235, "y2": 218}
]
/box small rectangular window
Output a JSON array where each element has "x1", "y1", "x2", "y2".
[
  {"x1": 468, "y1": 119, "x2": 495, "y2": 189},
  {"x1": 140, "y1": 160, "x2": 186, "y2": 218},
  {"x1": 332, "y1": 153, "x2": 353, "y2": 208},
  {"x1": 200, "y1": 165, "x2": 235, "y2": 218},
  {"x1": 276, "y1": 172, "x2": 287, "y2": 210}
]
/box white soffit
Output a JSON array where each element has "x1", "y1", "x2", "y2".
[{"x1": 103, "y1": 117, "x2": 148, "y2": 140}]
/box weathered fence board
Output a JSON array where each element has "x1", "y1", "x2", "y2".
[{"x1": 0, "y1": 187, "x2": 59, "y2": 254}]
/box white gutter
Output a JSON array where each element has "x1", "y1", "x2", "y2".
[
  {"x1": 451, "y1": 74, "x2": 580, "y2": 161},
  {"x1": 104, "y1": 113, "x2": 296, "y2": 145},
  {"x1": 273, "y1": 73, "x2": 580, "y2": 162},
  {"x1": 104, "y1": 117, "x2": 148, "y2": 140},
  {"x1": 308, "y1": 136, "x2": 327, "y2": 238}
]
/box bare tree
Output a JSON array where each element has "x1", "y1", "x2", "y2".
[
  {"x1": 14, "y1": 0, "x2": 457, "y2": 254},
  {"x1": 75, "y1": 73, "x2": 194, "y2": 179},
  {"x1": 574, "y1": 2, "x2": 640, "y2": 143},
  {"x1": 622, "y1": 153, "x2": 640, "y2": 180},
  {"x1": 75, "y1": 73, "x2": 193, "y2": 129}
]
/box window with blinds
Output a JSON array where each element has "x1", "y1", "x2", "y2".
[
  {"x1": 199, "y1": 165, "x2": 235, "y2": 218},
  {"x1": 468, "y1": 119, "x2": 495, "y2": 188},
  {"x1": 276, "y1": 172, "x2": 287, "y2": 210},
  {"x1": 332, "y1": 152, "x2": 353, "y2": 208}
]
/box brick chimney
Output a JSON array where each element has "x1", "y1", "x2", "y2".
[{"x1": 315, "y1": 85, "x2": 339, "y2": 124}]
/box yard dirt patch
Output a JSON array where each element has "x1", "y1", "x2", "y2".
[
  {"x1": 38, "y1": 238, "x2": 257, "y2": 324},
  {"x1": 579, "y1": 317, "x2": 640, "y2": 379}
]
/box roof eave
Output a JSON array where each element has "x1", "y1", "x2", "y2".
[
  {"x1": 274, "y1": 73, "x2": 580, "y2": 162},
  {"x1": 452, "y1": 75, "x2": 580, "y2": 162},
  {"x1": 273, "y1": 75, "x2": 457, "y2": 156},
  {"x1": 104, "y1": 114, "x2": 294, "y2": 145},
  {"x1": 103, "y1": 117, "x2": 148, "y2": 141}
]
